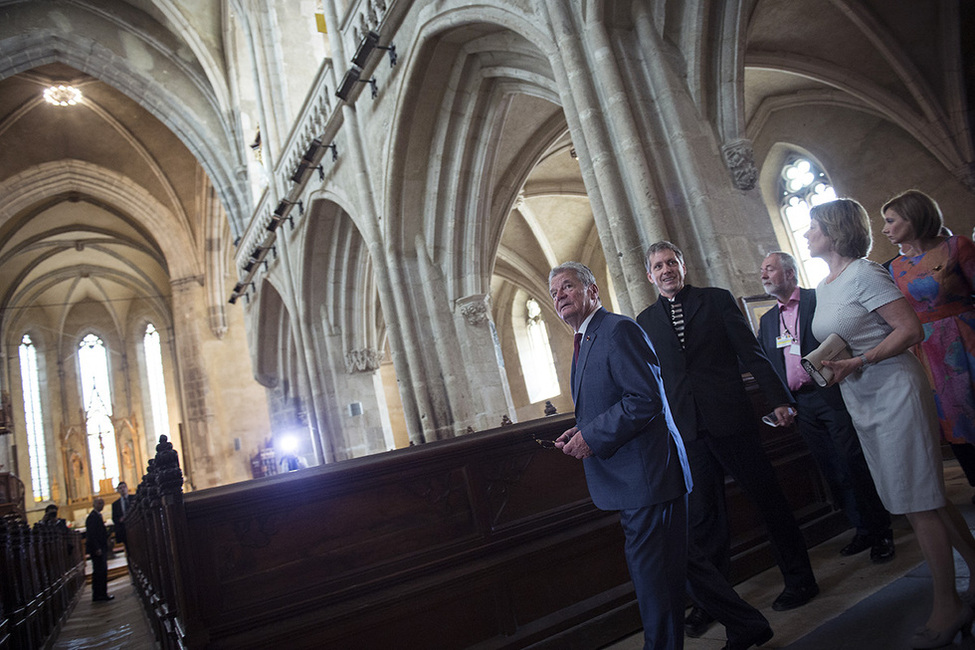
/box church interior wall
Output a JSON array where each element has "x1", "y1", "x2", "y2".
[
  {"x1": 752, "y1": 103, "x2": 975, "y2": 276},
  {"x1": 1, "y1": 0, "x2": 973, "y2": 508}
]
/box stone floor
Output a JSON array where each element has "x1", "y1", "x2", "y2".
[
  {"x1": 607, "y1": 460, "x2": 975, "y2": 650},
  {"x1": 49, "y1": 461, "x2": 975, "y2": 649}
]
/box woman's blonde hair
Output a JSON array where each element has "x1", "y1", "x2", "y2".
[{"x1": 809, "y1": 198, "x2": 872, "y2": 259}]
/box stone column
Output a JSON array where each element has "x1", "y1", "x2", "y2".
[
  {"x1": 169, "y1": 275, "x2": 216, "y2": 488},
  {"x1": 454, "y1": 294, "x2": 516, "y2": 427}
]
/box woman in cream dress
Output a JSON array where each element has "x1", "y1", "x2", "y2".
[{"x1": 806, "y1": 198, "x2": 975, "y2": 649}]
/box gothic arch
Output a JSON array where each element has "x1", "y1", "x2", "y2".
[
  {"x1": 253, "y1": 279, "x2": 291, "y2": 391},
  {"x1": 300, "y1": 199, "x2": 381, "y2": 365},
  {"x1": 385, "y1": 8, "x2": 563, "y2": 301},
  {"x1": 0, "y1": 5, "x2": 248, "y2": 235},
  {"x1": 0, "y1": 161, "x2": 200, "y2": 279}
]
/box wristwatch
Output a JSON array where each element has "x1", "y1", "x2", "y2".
[{"x1": 857, "y1": 353, "x2": 869, "y2": 369}]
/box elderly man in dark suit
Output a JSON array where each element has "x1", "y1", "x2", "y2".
[
  {"x1": 758, "y1": 251, "x2": 893, "y2": 561},
  {"x1": 637, "y1": 241, "x2": 816, "y2": 650},
  {"x1": 550, "y1": 261, "x2": 691, "y2": 649},
  {"x1": 86, "y1": 497, "x2": 114, "y2": 602}
]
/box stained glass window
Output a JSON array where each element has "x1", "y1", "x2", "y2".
[
  {"x1": 779, "y1": 156, "x2": 834, "y2": 286},
  {"x1": 79, "y1": 334, "x2": 119, "y2": 491},
  {"x1": 144, "y1": 323, "x2": 171, "y2": 440},
  {"x1": 19, "y1": 334, "x2": 49, "y2": 501}
]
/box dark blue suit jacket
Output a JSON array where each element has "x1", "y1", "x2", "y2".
[
  {"x1": 757, "y1": 287, "x2": 847, "y2": 411},
  {"x1": 573, "y1": 308, "x2": 692, "y2": 510}
]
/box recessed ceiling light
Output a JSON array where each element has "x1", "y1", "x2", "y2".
[{"x1": 43, "y1": 84, "x2": 83, "y2": 106}]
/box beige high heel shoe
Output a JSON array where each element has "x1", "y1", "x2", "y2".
[{"x1": 911, "y1": 606, "x2": 975, "y2": 649}]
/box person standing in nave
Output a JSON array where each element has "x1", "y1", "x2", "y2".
[
  {"x1": 111, "y1": 481, "x2": 134, "y2": 548},
  {"x1": 86, "y1": 497, "x2": 114, "y2": 602},
  {"x1": 549, "y1": 261, "x2": 692, "y2": 650},
  {"x1": 758, "y1": 251, "x2": 894, "y2": 563},
  {"x1": 806, "y1": 198, "x2": 975, "y2": 648},
  {"x1": 637, "y1": 241, "x2": 816, "y2": 650}
]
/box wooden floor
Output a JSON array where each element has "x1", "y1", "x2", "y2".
[{"x1": 51, "y1": 557, "x2": 155, "y2": 650}]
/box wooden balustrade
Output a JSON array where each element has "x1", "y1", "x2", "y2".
[
  {"x1": 0, "y1": 514, "x2": 85, "y2": 649},
  {"x1": 127, "y1": 386, "x2": 847, "y2": 650}
]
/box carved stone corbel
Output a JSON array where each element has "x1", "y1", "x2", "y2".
[
  {"x1": 456, "y1": 294, "x2": 490, "y2": 326},
  {"x1": 345, "y1": 348, "x2": 383, "y2": 374},
  {"x1": 722, "y1": 139, "x2": 758, "y2": 191}
]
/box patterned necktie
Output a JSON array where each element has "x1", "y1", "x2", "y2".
[
  {"x1": 573, "y1": 332, "x2": 582, "y2": 367},
  {"x1": 670, "y1": 299, "x2": 685, "y2": 349}
]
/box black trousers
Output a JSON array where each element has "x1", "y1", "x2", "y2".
[
  {"x1": 684, "y1": 437, "x2": 770, "y2": 644},
  {"x1": 794, "y1": 389, "x2": 890, "y2": 536},
  {"x1": 91, "y1": 552, "x2": 108, "y2": 599},
  {"x1": 684, "y1": 427, "x2": 815, "y2": 639}
]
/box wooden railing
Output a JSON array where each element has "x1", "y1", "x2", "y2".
[
  {"x1": 0, "y1": 515, "x2": 85, "y2": 649},
  {"x1": 128, "y1": 393, "x2": 846, "y2": 649}
]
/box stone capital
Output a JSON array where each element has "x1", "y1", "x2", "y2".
[
  {"x1": 456, "y1": 294, "x2": 491, "y2": 326},
  {"x1": 345, "y1": 348, "x2": 383, "y2": 373},
  {"x1": 722, "y1": 139, "x2": 758, "y2": 191}
]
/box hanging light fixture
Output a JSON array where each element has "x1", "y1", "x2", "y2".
[{"x1": 44, "y1": 84, "x2": 83, "y2": 106}]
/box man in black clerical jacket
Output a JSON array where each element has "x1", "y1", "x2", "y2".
[{"x1": 637, "y1": 241, "x2": 816, "y2": 650}]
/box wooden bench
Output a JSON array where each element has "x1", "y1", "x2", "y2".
[{"x1": 127, "y1": 391, "x2": 845, "y2": 649}]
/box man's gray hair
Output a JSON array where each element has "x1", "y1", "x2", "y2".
[
  {"x1": 766, "y1": 250, "x2": 798, "y2": 281},
  {"x1": 549, "y1": 261, "x2": 596, "y2": 287},
  {"x1": 645, "y1": 241, "x2": 684, "y2": 272}
]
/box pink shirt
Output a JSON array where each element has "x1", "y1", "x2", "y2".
[{"x1": 777, "y1": 287, "x2": 811, "y2": 391}]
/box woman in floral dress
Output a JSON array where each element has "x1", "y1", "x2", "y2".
[{"x1": 883, "y1": 190, "x2": 975, "y2": 446}]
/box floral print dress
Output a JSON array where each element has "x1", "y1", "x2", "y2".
[{"x1": 890, "y1": 236, "x2": 975, "y2": 444}]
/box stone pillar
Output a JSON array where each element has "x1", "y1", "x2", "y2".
[
  {"x1": 454, "y1": 294, "x2": 516, "y2": 427},
  {"x1": 340, "y1": 348, "x2": 395, "y2": 457},
  {"x1": 169, "y1": 276, "x2": 216, "y2": 488}
]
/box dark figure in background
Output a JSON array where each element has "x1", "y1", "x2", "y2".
[
  {"x1": 86, "y1": 497, "x2": 114, "y2": 602},
  {"x1": 637, "y1": 241, "x2": 816, "y2": 650},
  {"x1": 41, "y1": 503, "x2": 67, "y2": 529},
  {"x1": 111, "y1": 481, "x2": 134, "y2": 547},
  {"x1": 41, "y1": 503, "x2": 74, "y2": 554},
  {"x1": 549, "y1": 261, "x2": 691, "y2": 650},
  {"x1": 758, "y1": 251, "x2": 894, "y2": 562}
]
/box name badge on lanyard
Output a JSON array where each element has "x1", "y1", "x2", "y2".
[{"x1": 776, "y1": 335, "x2": 801, "y2": 356}]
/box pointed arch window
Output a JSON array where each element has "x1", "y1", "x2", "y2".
[
  {"x1": 79, "y1": 334, "x2": 119, "y2": 491},
  {"x1": 521, "y1": 298, "x2": 560, "y2": 403},
  {"x1": 143, "y1": 323, "x2": 171, "y2": 440},
  {"x1": 19, "y1": 334, "x2": 50, "y2": 501},
  {"x1": 779, "y1": 156, "x2": 834, "y2": 286}
]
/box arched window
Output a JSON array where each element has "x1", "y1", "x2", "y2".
[
  {"x1": 779, "y1": 156, "x2": 835, "y2": 286},
  {"x1": 143, "y1": 323, "x2": 171, "y2": 440},
  {"x1": 519, "y1": 298, "x2": 560, "y2": 403},
  {"x1": 19, "y1": 334, "x2": 49, "y2": 501},
  {"x1": 79, "y1": 334, "x2": 119, "y2": 492}
]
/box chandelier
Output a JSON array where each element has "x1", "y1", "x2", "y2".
[{"x1": 43, "y1": 84, "x2": 83, "y2": 106}]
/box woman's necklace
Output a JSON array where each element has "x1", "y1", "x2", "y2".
[{"x1": 826, "y1": 258, "x2": 854, "y2": 283}]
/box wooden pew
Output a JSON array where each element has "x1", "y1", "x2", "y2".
[
  {"x1": 128, "y1": 396, "x2": 847, "y2": 649},
  {"x1": 0, "y1": 514, "x2": 84, "y2": 650}
]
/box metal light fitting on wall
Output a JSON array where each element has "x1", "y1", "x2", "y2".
[
  {"x1": 335, "y1": 67, "x2": 379, "y2": 101},
  {"x1": 351, "y1": 30, "x2": 397, "y2": 68}
]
